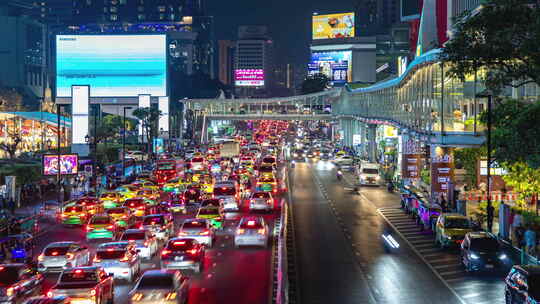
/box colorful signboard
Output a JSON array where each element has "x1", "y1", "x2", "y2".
[
  {"x1": 312, "y1": 13, "x2": 355, "y2": 40},
  {"x1": 235, "y1": 69, "x2": 264, "y2": 86},
  {"x1": 431, "y1": 147, "x2": 454, "y2": 198},
  {"x1": 43, "y1": 154, "x2": 79, "y2": 175},
  {"x1": 308, "y1": 51, "x2": 352, "y2": 84},
  {"x1": 401, "y1": 138, "x2": 421, "y2": 179}
]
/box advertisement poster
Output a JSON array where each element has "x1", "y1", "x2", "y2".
[
  {"x1": 153, "y1": 138, "x2": 165, "y2": 154},
  {"x1": 234, "y1": 69, "x2": 264, "y2": 86},
  {"x1": 431, "y1": 147, "x2": 454, "y2": 198},
  {"x1": 43, "y1": 154, "x2": 79, "y2": 175},
  {"x1": 309, "y1": 51, "x2": 352, "y2": 84},
  {"x1": 56, "y1": 35, "x2": 167, "y2": 97},
  {"x1": 312, "y1": 13, "x2": 355, "y2": 40},
  {"x1": 401, "y1": 138, "x2": 421, "y2": 179},
  {"x1": 5, "y1": 176, "x2": 16, "y2": 201}
]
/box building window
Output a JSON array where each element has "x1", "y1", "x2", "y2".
[
  {"x1": 103, "y1": 7, "x2": 108, "y2": 12},
  {"x1": 119, "y1": 0, "x2": 126, "y2": 4},
  {"x1": 159, "y1": 13, "x2": 164, "y2": 20},
  {"x1": 110, "y1": 0, "x2": 118, "y2": 4},
  {"x1": 138, "y1": 5, "x2": 144, "y2": 12},
  {"x1": 110, "y1": 14, "x2": 117, "y2": 21},
  {"x1": 138, "y1": 14, "x2": 145, "y2": 20},
  {"x1": 110, "y1": 6, "x2": 117, "y2": 12},
  {"x1": 158, "y1": 5, "x2": 166, "y2": 12},
  {"x1": 86, "y1": 0, "x2": 91, "y2": 5}
]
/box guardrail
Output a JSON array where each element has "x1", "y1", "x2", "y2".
[{"x1": 273, "y1": 198, "x2": 289, "y2": 304}]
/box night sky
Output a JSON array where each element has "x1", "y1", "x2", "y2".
[{"x1": 207, "y1": 0, "x2": 359, "y2": 67}]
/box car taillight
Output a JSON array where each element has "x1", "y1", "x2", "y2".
[
  {"x1": 187, "y1": 249, "x2": 198, "y2": 255},
  {"x1": 46, "y1": 291, "x2": 53, "y2": 298},
  {"x1": 119, "y1": 255, "x2": 129, "y2": 262},
  {"x1": 107, "y1": 225, "x2": 114, "y2": 230},
  {"x1": 131, "y1": 293, "x2": 143, "y2": 301},
  {"x1": 165, "y1": 292, "x2": 177, "y2": 300},
  {"x1": 199, "y1": 230, "x2": 210, "y2": 235},
  {"x1": 237, "y1": 228, "x2": 245, "y2": 234},
  {"x1": 38, "y1": 254, "x2": 44, "y2": 261},
  {"x1": 258, "y1": 228, "x2": 266, "y2": 234},
  {"x1": 93, "y1": 256, "x2": 101, "y2": 263},
  {"x1": 144, "y1": 241, "x2": 149, "y2": 246},
  {"x1": 90, "y1": 289, "x2": 97, "y2": 296},
  {"x1": 66, "y1": 253, "x2": 74, "y2": 259},
  {"x1": 6, "y1": 287, "x2": 14, "y2": 297},
  {"x1": 161, "y1": 249, "x2": 171, "y2": 256},
  {"x1": 86, "y1": 225, "x2": 93, "y2": 231}
]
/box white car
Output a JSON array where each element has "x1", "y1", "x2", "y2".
[
  {"x1": 333, "y1": 155, "x2": 353, "y2": 167},
  {"x1": 249, "y1": 192, "x2": 274, "y2": 212},
  {"x1": 119, "y1": 229, "x2": 159, "y2": 260},
  {"x1": 234, "y1": 216, "x2": 269, "y2": 248},
  {"x1": 178, "y1": 219, "x2": 215, "y2": 247},
  {"x1": 93, "y1": 242, "x2": 141, "y2": 282},
  {"x1": 125, "y1": 151, "x2": 146, "y2": 161},
  {"x1": 38, "y1": 241, "x2": 90, "y2": 273}
]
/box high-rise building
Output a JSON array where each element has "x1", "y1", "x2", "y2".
[
  {"x1": 218, "y1": 40, "x2": 235, "y2": 86},
  {"x1": 235, "y1": 26, "x2": 274, "y2": 97},
  {"x1": 377, "y1": 0, "x2": 401, "y2": 32}
]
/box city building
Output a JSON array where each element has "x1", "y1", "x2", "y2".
[
  {"x1": 218, "y1": 40, "x2": 235, "y2": 86},
  {"x1": 234, "y1": 26, "x2": 274, "y2": 98}
]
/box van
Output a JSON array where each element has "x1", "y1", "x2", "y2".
[{"x1": 358, "y1": 163, "x2": 380, "y2": 186}]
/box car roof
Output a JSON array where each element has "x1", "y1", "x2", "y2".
[
  {"x1": 97, "y1": 241, "x2": 130, "y2": 250},
  {"x1": 123, "y1": 229, "x2": 146, "y2": 234},
  {"x1": 47, "y1": 241, "x2": 77, "y2": 248},
  {"x1": 467, "y1": 231, "x2": 495, "y2": 239}
]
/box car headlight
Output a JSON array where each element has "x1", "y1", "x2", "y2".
[
  {"x1": 445, "y1": 235, "x2": 452, "y2": 240},
  {"x1": 469, "y1": 252, "x2": 480, "y2": 260},
  {"x1": 376, "y1": 176, "x2": 381, "y2": 180},
  {"x1": 499, "y1": 253, "x2": 508, "y2": 260}
]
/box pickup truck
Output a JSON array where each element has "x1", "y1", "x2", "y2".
[{"x1": 47, "y1": 266, "x2": 114, "y2": 304}]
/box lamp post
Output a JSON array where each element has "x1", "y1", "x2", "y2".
[
  {"x1": 123, "y1": 106, "x2": 133, "y2": 178},
  {"x1": 476, "y1": 89, "x2": 493, "y2": 232}
]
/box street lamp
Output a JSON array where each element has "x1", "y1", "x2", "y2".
[
  {"x1": 476, "y1": 89, "x2": 493, "y2": 232},
  {"x1": 123, "y1": 107, "x2": 133, "y2": 178}
]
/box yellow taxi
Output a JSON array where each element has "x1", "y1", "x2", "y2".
[
  {"x1": 135, "y1": 188, "x2": 160, "y2": 201},
  {"x1": 336, "y1": 150, "x2": 347, "y2": 158},
  {"x1": 114, "y1": 185, "x2": 139, "y2": 199},
  {"x1": 256, "y1": 176, "x2": 278, "y2": 193},
  {"x1": 99, "y1": 192, "x2": 124, "y2": 209},
  {"x1": 192, "y1": 171, "x2": 210, "y2": 183},
  {"x1": 105, "y1": 206, "x2": 134, "y2": 228},
  {"x1": 435, "y1": 213, "x2": 473, "y2": 248},
  {"x1": 76, "y1": 197, "x2": 103, "y2": 215},
  {"x1": 196, "y1": 205, "x2": 224, "y2": 229},
  {"x1": 163, "y1": 178, "x2": 190, "y2": 193},
  {"x1": 61, "y1": 202, "x2": 89, "y2": 226},
  {"x1": 131, "y1": 180, "x2": 158, "y2": 191}
]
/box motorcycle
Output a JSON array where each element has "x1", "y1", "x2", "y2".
[{"x1": 336, "y1": 170, "x2": 343, "y2": 181}]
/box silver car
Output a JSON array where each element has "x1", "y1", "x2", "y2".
[
  {"x1": 234, "y1": 216, "x2": 269, "y2": 248},
  {"x1": 38, "y1": 242, "x2": 90, "y2": 273},
  {"x1": 141, "y1": 214, "x2": 173, "y2": 241},
  {"x1": 249, "y1": 192, "x2": 274, "y2": 212},
  {"x1": 178, "y1": 219, "x2": 215, "y2": 247},
  {"x1": 92, "y1": 242, "x2": 141, "y2": 282},
  {"x1": 129, "y1": 270, "x2": 189, "y2": 304},
  {"x1": 160, "y1": 238, "x2": 205, "y2": 273},
  {"x1": 119, "y1": 229, "x2": 159, "y2": 260}
]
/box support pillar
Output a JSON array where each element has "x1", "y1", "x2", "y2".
[{"x1": 367, "y1": 124, "x2": 377, "y2": 162}]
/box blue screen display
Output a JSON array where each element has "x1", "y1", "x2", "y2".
[{"x1": 56, "y1": 35, "x2": 167, "y2": 97}]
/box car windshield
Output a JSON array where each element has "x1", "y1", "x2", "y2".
[
  {"x1": 253, "y1": 193, "x2": 270, "y2": 199},
  {"x1": 201, "y1": 200, "x2": 220, "y2": 207},
  {"x1": 90, "y1": 217, "x2": 111, "y2": 225},
  {"x1": 198, "y1": 208, "x2": 218, "y2": 215},
  {"x1": 60, "y1": 271, "x2": 98, "y2": 283},
  {"x1": 445, "y1": 218, "x2": 470, "y2": 229},
  {"x1": 121, "y1": 233, "x2": 145, "y2": 240},
  {"x1": 96, "y1": 250, "x2": 126, "y2": 260},
  {"x1": 259, "y1": 166, "x2": 273, "y2": 172},
  {"x1": 362, "y1": 168, "x2": 379, "y2": 174},
  {"x1": 470, "y1": 238, "x2": 500, "y2": 251},
  {"x1": 0, "y1": 267, "x2": 20, "y2": 286},
  {"x1": 44, "y1": 247, "x2": 69, "y2": 256},
  {"x1": 182, "y1": 221, "x2": 205, "y2": 229},
  {"x1": 138, "y1": 275, "x2": 174, "y2": 289},
  {"x1": 101, "y1": 193, "x2": 116, "y2": 198},
  {"x1": 143, "y1": 216, "x2": 164, "y2": 225},
  {"x1": 214, "y1": 187, "x2": 235, "y2": 196},
  {"x1": 263, "y1": 157, "x2": 275, "y2": 163},
  {"x1": 259, "y1": 177, "x2": 275, "y2": 183}
]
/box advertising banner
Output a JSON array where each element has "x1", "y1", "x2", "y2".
[
  {"x1": 43, "y1": 154, "x2": 79, "y2": 175},
  {"x1": 352, "y1": 134, "x2": 362, "y2": 146},
  {"x1": 309, "y1": 51, "x2": 352, "y2": 84},
  {"x1": 153, "y1": 138, "x2": 165, "y2": 154},
  {"x1": 235, "y1": 69, "x2": 264, "y2": 86},
  {"x1": 56, "y1": 35, "x2": 167, "y2": 97},
  {"x1": 5, "y1": 176, "x2": 16, "y2": 201},
  {"x1": 431, "y1": 147, "x2": 454, "y2": 199},
  {"x1": 312, "y1": 13, "x2": 355, "y2": 40},
  {"x1": 401, "y1": 138, "x2": 421, "y2": 179}
]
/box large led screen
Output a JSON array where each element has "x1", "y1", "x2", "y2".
[
  {"x1": 312, "y1": 13, "x2": 355, "y2": 40},
  {"x1": 43, "y1": 154, "x2": 79, "y2": 176},
  {"x1": 308, "y1": 51, "x2": 352, "y2": 84},
  {"x1": 56, "y1": 35, "x2": 167, "y2": 97},
  {"x1": 235, "y1": 69, "x2": 264, "y2": 86}
]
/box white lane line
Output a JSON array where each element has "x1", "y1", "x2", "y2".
[
  {"x1": 423, "y1": 252, "x2": 445, "y2": 258},
  {"x1": 406, "y1": 235, "x2": 429, "y2": 240}
]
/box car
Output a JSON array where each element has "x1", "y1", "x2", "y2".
[
  {"x1": 60, "y1": 203, "x2": 89, "y2": 226},
  {"x1": 160, "y1": 238, "x2": 205, "y2": 273},
  {"x1": 256, "y1": 176, "x2": 278, "y2": 193},
  {"x1": 119, "y1": 229, "x2": 158, "y2": 260},
  {"x1": 177, "y1": 219, "x2": 214, "y2": 247},
  {"x1": 125, "y1": 151, "x2": 147, "y2": 161},
  {"x1": 167, "y1": 194, "x2": 187, "y2": 214},
  {"x1": 190, "y1": 157, "x2": 206, "y2": 171},
  {"x1": 92, "y1": 242, "x2": 141, "y2": 282},
  {"x1": 460, "y1": 232, "x2": 511, "y2": 272},
  {"x1": 25, "y1": 296, "x2": 71, "y2": 304},
  {"x1": 195, "y1": 206, "x2": 223, "y2": 230},
  {"x1": 38, "y1": 242, "x2": 90, "y2": 273},
  {"x1": 131, "y1": 181, "x2": 158, "y2": 191},
  {"x1": 181, "y1": 188, "x2": 202, "y2": 206},
  {"x1": 234, "y1": 216, "x2": 269, "y2": 248},
  {"x1": 86, "y1": 214, "x2": 118, "y2": 242},
  {"x1": 47, "y1": 266, "x2": 114, "y2": 304},
  {"x1": 106, "y1": 207, "x2": 135, "y2": 229},
  {"x1": 358, "y1": 163, "x2": 381, "y2": 186},
  {"x1": 505, "y1": 265, "x2": 540, "y2": 303},
  {"x1": 135, "y1": 189, "x2": 159, "y2": 201},
  {"x1": 249, "y1": 192, "x2": 274, "y2": 212},
  {"x1": 114, "y1": 186, "x2": 139, "y2": 200},
  {"x1": 0, "y1": 264, "x2": 43, "y2": 304},
  {"x1": 123, "y1": 199, "x2": 151, "y2": 218},
  {"x1": 434, "y1": 213, "x2": 473, "y2": 248},
  {"x1": 140, "y1": 214, "x2": 173, "y2": 241},
  {"x1": 128, "y1": 269, "x2": 189, "y2": 304},
  {"x1": 76, "y1": 197, "x2": 103, "y2": 215},
  {"x1": 99, "y1": 192, "x2": 123, "y2": 209},
  {"x1": 213, "y1": 183, "x2": 239, "y2": 212}
]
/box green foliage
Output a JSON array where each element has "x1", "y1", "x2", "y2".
[
  {"x1": 301, "y1": 73, "x2": 329, "y2": 94},
  {"x1": 502, "y1": 162, "x2": 540, "y2": 209},
  {"x1": 479, "y1": 99, "x2": 540, "y2": 168},
  {"x1": 454, "y1": 147, "x2": 485, "y2": 188},
  {"x1": 0, "y1": 163, "x2": 41, "y2": 186},
  {"x1": 420, "y1": 168, "x2": 430, "y2": 185},
  {"x1": 442, "y1": 0, "x2": 540, "y2": 91},
  {"x1": 133, "y1": 108, "x2": 162, "y2": 151}
]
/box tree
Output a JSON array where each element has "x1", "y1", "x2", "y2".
[
  {"x1": 132, "y1": 108, "x2": 162, "y2": 152},
  {"x1": 479, "y1": 99, "x2": 540, "y2": 169},
  {"x1": 442, "y1": 0, "x2": 540, "y2": 91},
  {"x1": 301, "y1": 73, "x2": 329, "y2": 94},
  {"x1": 0, "y1": 119, "x2": 23, "y2": 159},
  {"x1": 502, "y1": 162, "x2": 540, "y2": 210},
  {"x1": 0, "y1": 86, "x2": 24, "y2": 111}
]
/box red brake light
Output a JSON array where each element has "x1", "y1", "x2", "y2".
[
  {"x1": 52, "y1": 251, "x2": 58, "y2": 256},
  {"x1": 75, "y1": 269, "x2": 83, "y2": 274},
  {"x1": 90, "y1": 289, "x2": 97, "y2": 296},
  {"x1": 161, "y1": 249, "x2": 171, "y2": 256},
  {"x1": 188, "y1": 249, "x2": 197, "y2": 255},
  {"x1": 247, "y1": 220, "x2": 255, "y2": 226},
  {"x1": 47, "y1": 291, "x2": 53, "y2": 298}
]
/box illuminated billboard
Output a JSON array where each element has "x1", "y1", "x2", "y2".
[
  {"x1": 235, "y1": 69, "x2": 264, "y2": 86},
  {"x1": 308, "y1": 51, "x2": 352, "y2": 84},
  {"x1": 56, "y1": 35, "x2": 167, "y2": 97},
  {"x1": 43, "y1": 154, "x2": 79, "y2": 176},
  {"x1": 312, "y1": 13, "x2": 355, "y2": 40}
]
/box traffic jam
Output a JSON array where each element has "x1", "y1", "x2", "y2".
[{"x1": 0, "y1": 121, "x2": 290, "y2": 304}]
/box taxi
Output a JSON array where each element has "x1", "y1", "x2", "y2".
[
  {"x1": 76, "y1": 197, "x2": 103, "y2": 215},
  {"x1": 435, "y1": 213, "x2": 473, "y2": 248},
  {"x1": 163, "y1": 178, "x2": 190, "y2": 193},
  {"x1": 336, "y1": 150, "x2": 347, "y2": 158},
  {"x1": 61, "y1": 203, "x2": 89, "y2": 226},
  {"x1": 106, "y1": 207, "x2": 134, "y2": 228},
  {"x1": 168, "y1": 193, "x2": 186, "y2": 214},
  {"x1": 99, "y1": 192, "x2": 124, "y2": 209},
  {"x1": 135, "y1": 188, "x2": 160, "y2": 201},
  {"x1": 86, "y1": 214, "x2": 118, "y2": 241},
  {"x1": 256, "y1": 176, "x2": 278, "y2": 193},
  {"x1": 131, "y1": 180, "x2": 158, "y2": 191},
  {"x1": 115, "y1": 185, "x2": 139, "y2": 199},
  {"x1": 192, "y1": 171, "x2": 209, "y2": 183},
  {"x1": 123, "y1": 198, "x2": 151, "y2": 217},
  {"x1": 196, "y1": 205, "x2": 224, "y2": 230}
]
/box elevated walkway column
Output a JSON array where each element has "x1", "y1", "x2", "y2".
[{"x1": 366, "y1": 124, "x2": 377, "y2": 162}]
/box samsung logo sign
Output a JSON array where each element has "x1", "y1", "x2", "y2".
[{"x1": 59, "y1": 38, "x2": 76, "y2": 41}]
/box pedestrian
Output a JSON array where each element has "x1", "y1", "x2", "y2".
[
  {"x1": 487, "y1": 204, "x2": 495, "y2": 232},
  {"x1": 440, "y1": 195, "x2": 447, "y2": 212},
  {"x1": 512, "y1": 211, "x2": 522, "y2": 245},
  {"x1": 525, "y1": 225, "x2": 537, "y2": 256}
]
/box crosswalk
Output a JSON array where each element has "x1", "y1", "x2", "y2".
[{"x1": 378, "y1": 207, "x2": 505, "y2": 304}]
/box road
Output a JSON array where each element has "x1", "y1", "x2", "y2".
[
  {"x1": 32, "y1": 202, "x2": 278, "y2": 304},
  {"x1": 290, "y1": 159, "x2": 509, "y2": 304}
]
